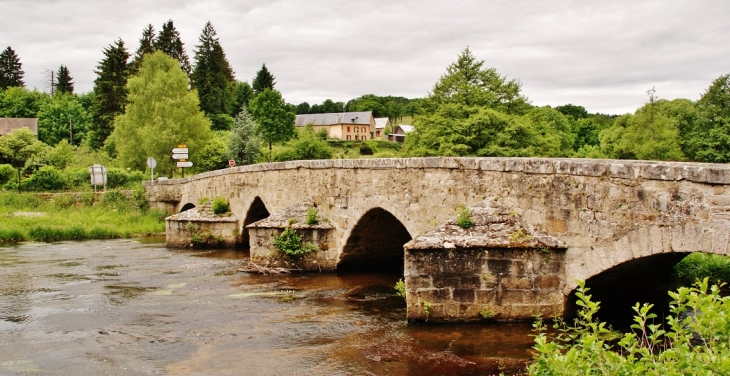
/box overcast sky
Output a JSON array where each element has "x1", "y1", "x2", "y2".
[{"x1": 2, "y1": 0, "x2": 729, "y2": 115}]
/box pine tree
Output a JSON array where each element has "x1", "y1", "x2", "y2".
[
  {"x1": 0, "y1": 46, "x2": 25, "y2": 89},
  {"x1": 191, "y1": 21, "x2": 236, "y2": 130},
  {"x1": 252, "y1": 64, "x2": 276, "y2": 95},
  {"x1": 89, "y1": 39, "x2": 129, "y2": 149},
  {"x1": 128, "y1": 24, "x2": 156, "y2": 73},
  {"x1": 55, "y1": 65, "x2": 74, "y2": 94},
  {"x1": 154, "y1": 20, "x2": 192, "y2": 77}
]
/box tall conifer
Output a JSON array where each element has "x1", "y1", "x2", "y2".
[
  {"x1": 192, "y1": 21, "x2": 235, "y2": 129},
  {"x1": 89, "y1": 39, "x2": 129, "y2": 149},
  {"x1": 155, "y1": 20, "x2": 191, "y2": 77},
  {"x1": 252, "y1": 64, "x2": 276, "y2": 96},
  {"x1": 129, "y1": 24, "x2": 156, "y2": 73},
  {"x1": 0, "y1": 46, "x2": 25, "y2": 89},
  {"x1": 55, "y1": 65, "x2": 74, "y2": 94}
]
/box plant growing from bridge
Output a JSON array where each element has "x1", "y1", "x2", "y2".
[
  {"x1": 211, "y1": 197, "x2": 229, "y2": 215},
  {"x1": 305, "y1": 208, "x2": 319, "y2": 226},
  {"x1": 394, "y1": 279, "x2": 406, "y2": 298},
  {"x1": 455, "y1": 204, "x2": 474, "y2": 229},
  {"x1": 273, "y1": 227, "x2": 317, "y2": 257}
]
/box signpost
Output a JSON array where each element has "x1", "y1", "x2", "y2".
[
  {"x1": 147, "y1": 157, "x2": 156, "y2": 183},
  {"x1": 172, "y1": 144, "x2": 191, "y2": 178},
  {"x1": 89, "y1": 164, "x2": 107, "y2": 193},
  {"x1": 229, "y1": 159, "x2": 235, "y2": 167}
]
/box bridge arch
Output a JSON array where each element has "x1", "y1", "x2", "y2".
[
  {"x1": 338, "y1": 207, "x2": 412, "y2": 271},
  {"x1": 241, "y1": 196, "x2": 270, "y2": 249}
]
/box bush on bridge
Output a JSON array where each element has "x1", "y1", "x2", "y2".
[{"x1": 529, "y1": 279, "x2": 730, "y2": 375}]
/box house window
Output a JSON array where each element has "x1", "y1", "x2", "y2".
[
  {"x1": 355, "y1": 127, "x2": 359, "y2": 133},
  {"x1": 361, "y1": 127, "x2": 366, "y2": 133},
  {"x1": 355, "y1": 135, "x2": 359, "y2": 140},
  {"x1": 362, "y1": 135, "x2": 366, "y2": 140},
  {"x1": 376, "y1": 131, "x2": 380, "y2": 137},
  {"x1": 346, "y1": 135, "x2": 351, "y2": 140},
  {"x1": 347, "y1": 126, "x2": 350, "y2": 132}
]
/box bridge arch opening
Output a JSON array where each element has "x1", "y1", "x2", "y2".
[
  {"x1": 180, "y1": 203, "x2": 195, "y2": 212},
  {"x1": 241, "y1": 197, "x2": 270, "y2": 250},
  {"x1": 338, "y1": 208, "x2": 411, "y2": 272},
  {"x1": 565, "y1": 252, "x2": 689, "y2": 326}
]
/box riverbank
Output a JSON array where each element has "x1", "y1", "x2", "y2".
[{"x1": 0, "y1": 190, "x2": 166, "y2": 243}]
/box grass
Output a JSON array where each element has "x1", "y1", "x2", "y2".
[
  {"x1": 0, "y1": 190, "x2": 166, "y2": 244},
  {"x1": 674, "y1": 252, "x2": 730, "y2": 288}
]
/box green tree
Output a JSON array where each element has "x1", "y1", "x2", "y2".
[
  {"x1": 321, "y1": 99, "x2": 344, "y2": 113},
  {"x1": 154, "y1": 20, "x2": 192, "y2": 77},
  {"x1": 194, "y1": 133, "x2": 229, "y2": 172},
  {"x1": 128, "y1": 24, "x2": 156, "y2": 73},
  {"x1": 249, "y1": 88, "x2": 295, "y2": 160},
  {"x1": 295, "y1": 102, "x2": 310, "y2": 114},
  {"x1": 37, "y1": 93, "x2": 91, "y2": 146},
  {"x1": 599, "y1": 98, "x2": 686, "y2": 161},
  {"x1": 232, "y1": 81, "x2": 254, "y2": 117},
  {"x1": 46, "y1": 139, "x2": 74, "y2": 170},
  {"x1": 252, "y1": 64, "x2": 276, "y2": 95},
  {"x1": 0, "y1": 128, "x2": 46, "y2": 191},
  {"x1": 0, "y1": 46, "x2": 24, "y2": 89},
  {"x1": 0, "y1": 87, "x2": 48, "y2": 118},
  {"x1": 191, "y1": 21, "x2": 236, "y2": 130},
  {"x1": 426, "y1": 47, "x2": 530, "y2": 115},
  {"x1": 274, "y1": 124, "x2": 333, "y2": 161},
  {"x1": 555, "y1": 103, "x2": 588, "y2": 120},
  {"x1": 228, "y1": 105, "x2": 262, "y2": 165},
  {"x1": 685, "y1": 74, "x2": 730, "y2": 162},
  {"x1": 109, "y1": 51, "x2": 212, "y2": 176},
  {"x1": 89, "y1": 39, "x2": 129, "y2": 149},
  {"x1": 55, "y1": 65, "x2": 74, "y2": 95}
]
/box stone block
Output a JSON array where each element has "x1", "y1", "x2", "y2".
[
  {"x1": 487, "y1": 259, "x2": 512, "y2": 276},
  {"x1": 479, "y1": 158, "x2": 506, "y2": 172},
  {"x1": 535, "y1": 275, "x2": 561, "y2": 289},
  {"x1": 460, "y1": 276, "x2": 482, "y2": 289},
  {"x1": 523, "y1": 159, "x2": 555, "y2": 174},
  {"x1": 432, "y1": 276, "x2": 460, "y2": 289},
  {"x1": 500, "y1": 289, "x2": 527, "y2": 305},
  {"x1": 501, "y1": 277, "x2": 532, "y2": 289},
  {"x1": 476, "y1": 289, "x2": 497, "y2": 304},
  {"x1": 417, "y1": 288, "x2": 451, "y2": 302},
  {"x1": 608, "y1": 162, "x2": 637, "y2": 179},
  {"x1": 453, "y1": 289, "x2": 475, "y2": 303},
  {"x1": 408, "y1": 276, "x2": 432, "y2": 289}
]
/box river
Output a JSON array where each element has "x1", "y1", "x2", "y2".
[{"x1": 0, "y1": 239, "x2": 535, "y2": 375}]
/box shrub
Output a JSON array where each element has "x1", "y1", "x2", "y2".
[
  {"x1": 305, "y1": 208, "x2": 319, "y2": 226},
  {"x1": 0, "y1": 164, "x2": 16, "y2": 185},
  {"x1": 359, "y1": 142, "x2": 374, "y2": 155},
  {"x1": 63, "y1": 167, "x2": 91, "y2": 191},
  {"x1": 212, "y1": 197, "x2": 229, "y2": 215},
  {"x1": 455, "y1": 204, "x2": 474, "y2": 229},
  {"x1": 0, "y1": 229, "x2": 25, "y2": 243},
  {"x1": 105, "y1": 168, "x2": 129, "y2": 188},
  {"x1": 529, "y1": 279, "x2": 730, "y2": 375},
  {"x1": 273, "y1": 227, "x2": 316, "y2": 257},
  {"x1": 22, "y1": 166, "x2": 67, "y2": 192},
  {"x1": 51, "y1": 194, "x2": 79, "y2": 209}
]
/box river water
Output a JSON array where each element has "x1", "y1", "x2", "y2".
[{"x1": 0, "y1": 239, "x2": 535, "y2": 375}]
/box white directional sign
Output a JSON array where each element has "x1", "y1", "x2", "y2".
[
  {"x1": 172, "y1": 147, "x2": 189, "y2": 154},
  {"x1": 177, "y1": 161, "x2": 193, "y2": 168},
  {"x1": 172, "y1": 153, "x2": 189, "y2": 160}
]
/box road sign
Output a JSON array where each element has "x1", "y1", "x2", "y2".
[
  {"x1": 172, "y1": 147, "x2": 189, "y2": 154},
  {"x1": 177, "y1": 161, "x2": 193, "y2": 168},
  {"x1": 172, "y1": 153, "x2": 189, "y2": 160},
  {"x1": 229, "y1": 159, "x2": 235, "y2": 167},
  {"x1": 146, "y1": 157, "x2": 157, "y2": 169}
]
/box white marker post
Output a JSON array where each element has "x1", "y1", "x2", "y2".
[{"x1": 147, "y1": 157, "x2": 157, "y2": 183}]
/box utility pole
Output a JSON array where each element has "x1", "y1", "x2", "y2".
[{"x1": 69, "y1": 118, "x2": 72, "y2": 145}]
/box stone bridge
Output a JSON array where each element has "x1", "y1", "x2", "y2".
[{"x1": 144, "y1": 157, "x2": 730, "y2": 322}]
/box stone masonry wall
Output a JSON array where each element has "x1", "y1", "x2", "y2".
[
  {"x1": 405, "y1": 247, "x2": 566, "y2": 322},
  {"x1": 145, "y1": 157, "x2": 730, "y2": 299},
  {"x1": 249, "y1": 227, "x2": 337, "y2": 270}
]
